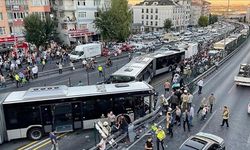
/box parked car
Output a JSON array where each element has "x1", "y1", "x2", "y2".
[{"x1": 179, "y1": 132, "x2": 225, "y2": 150}]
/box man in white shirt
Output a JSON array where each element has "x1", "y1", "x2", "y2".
[
  {"x1": 32, "y1": 65, "x2": 38, "y2": 78},
  {"x1": 197, "y1": 79, "x2": 204, "y2": 95}
]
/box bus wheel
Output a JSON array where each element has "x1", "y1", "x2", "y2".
[{"x1": 27, "y1": 128, "x2": 43, "y2": 140}]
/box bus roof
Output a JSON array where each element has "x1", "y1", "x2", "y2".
[
  {"x1": 3, "y1": 82, "x2": 153, "y2": 104},
  {"x1": 213, "y1": 37, "x2": 237, "y2": 50},
  {"x1": 112, "y1": 50, "x2": 184, "y2": 77}
]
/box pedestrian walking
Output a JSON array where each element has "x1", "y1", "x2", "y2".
[
  {"x1": 175, "y1": 106, "x2": 181, "y2": 126},
  {"x1": 58, "y1": 63, "x2": 62, "y2": 74},
  {"x1": 189, "y1": 105, "x2": 194, "y2": 126},
  {"x1": 42, "y1": 59, "x2": 46, "y2": 71},
  {"x1": 208, "y1": 93, "x2": 215, "y2": 113},
  {"x1": 98, "y1": 65, "x2": 103, "y2": 77},
  {"x1": 107, "y1": 111, "x2": 116, "y2": 126},
  {"x1": 188, "y1": 92, "x2": 193, "y2": 109},
  {"x1": 182, "y1": 109, "x2": 190, "y2": 132},
  {"x1": 201, "y1": 105, "x2": 208, "y2": 120},
  {"x1": 49, "y1": 131, "x2": 59, "y2": 150},
  {"x1": 166, "y1": 112, "x2": 173, "y2": 137},
  {"x1": 82, "y1": 59, "x2": 87, "y2": 68},
  {"x1": 97, "y1": 137, "x2": 106, "y2": 150},
  {"x1": 144, "y1": 136, "x2": 153, "y2": 150},
  {"x1": 0, "y1": 75, "x2": 6, "y2": 88},
  {"x1": 197, "y1": 78, "x2": 204, "y2": 95},
  {"x1": 160, "y1": 95, "x2": 169, "y2": 113},
  {"x1": 155, "y1": 126, "x2": 166, "y2": 150},
  {"x1": 181, "y1": 90, "x2": 189, "y2": 111},
  {"x1": 164, "y1": 80, "x2": 171, "y2": 94},
  {"x1": 197, "y1": 97, "x2": 207, "y2": 115},
  {"x1": 77, "y1": 81, "x2": 83, "y2": 86},
  {"x1": 220, "y1": 106, "x2": 229, "y2": 127},
  {"x1": 32, "y1": 65, "x2": 38, "y2": 79},
  {"x1": 14, "y1": 73, "x2": 20, "y2": 88},
  {"x1": 70, "y1": 61, "x2": 75, "y2": 71}
]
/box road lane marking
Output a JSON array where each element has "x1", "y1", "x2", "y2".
[
  {"x1": 32, "y1": 133, "x2": 66, "y2": 150},
  {"x1": 24, "y1": 139, "x2": 50, "y2": 150},
  {"x1": 199, "y1": 110, "x2": 217, "y2": 132},
  {"x1": 17, "y1": 141, "x2": 38, "y2": 150},
  {"x1": 228, "y1": 85, "x2": 235, "y2": 94}
]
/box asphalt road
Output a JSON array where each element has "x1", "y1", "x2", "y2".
[{"x1": 125, "y1": 36, "x2": 250, "y2": 150}]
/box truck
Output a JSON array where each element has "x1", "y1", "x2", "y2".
[
  {"x1": 234, "y1": 64, "x2": 250, "y2": 86},
  {"x1": 69, "y1": 43, "x2": 101, "y2": 61}
]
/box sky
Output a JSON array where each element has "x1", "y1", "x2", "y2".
[{"x1": 128, "y1": 0, "x2": 250, "y2": 6}]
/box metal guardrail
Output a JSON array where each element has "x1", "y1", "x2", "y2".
[{"x1": 4, "y1": 53, "x2": 129, "y2": 86}]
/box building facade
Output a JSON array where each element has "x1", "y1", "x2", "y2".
[
  {"x1": 190, "y1": 1, "x2": 201, "y2": 26},
  {"x1": 246, "y1": 7, "x2": 250, "y2": 23},
  {"x1": 0, "y1": 0, "x2": 50, "y2": 45},
  {"x1": 132, "y1": 0, "x2": 191, "y2": 32},
  {"x1": 53, "y1": 0, "x2": 110, "y2": 45}
]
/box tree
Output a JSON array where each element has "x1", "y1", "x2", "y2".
[
  {"x1": 163, "y1": 19, "x2": 172, "y2": 32},
  {"x1": 24, "y1": 14, "x2": 56, "y2": 50},
  {"x1": 198, "y1": 16, "x2": 209, "y2": 27},
  {"x1": 94, "y1": 0, "x2": 132, "y2": 42}
]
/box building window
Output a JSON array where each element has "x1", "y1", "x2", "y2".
[
  {"x1": 0, "y1": 12, "x2": 2, "y2": 20},
  {"x1": 151, "y1": 15, "x2": 153, "y2": 19},
  {"x1": 141, "y1": 15, "x2": 144, "y2": 19},
  {"x1": 146, "y1": 15, "x2": 148, "y2": 19},
  {"x1": 155, "y1": 8, "x2": 158, "y2": 13},
  {"x1": 151, "y1": 9, "x2": 153, "y2": 13},
  {"x1": 142, "y1": 9, "x2": 144, "y2": 13},
  {"x1": 155, "y1": 21, "x2": 158, "y2": 26},
  {"x1": 142, "y1": 21, "x2": 144, "y2": 25},
  {"x1": 32, "y1": 0, "x2": 49, "y2": 6},
  {"x1": 94, "y1": 12, "x2": 99, "y2": 17},
  {"x1": 78, "y1": 12, "x2": 86, "y2": 18},
  {"x1": 78, "y1": 0, "x2": 86, "y2": 6},
  {"x1": 7, "y1": 12, "x2": 13, "y2": 20},
  {"x1": 146, "y1": 21, "x2": 148, "y2": 25},
  {"x1": 94, "y1": 0, "x2": 100, "y2": 6},
  {"x1": 79, "y1": 24, "x2": 87, "y2": 29},
  {"x1": 146, "y1": 9, "x2": 148, "y2": 13},
  {"x1": 0, "y1": 27, "x2": 6, "y2": 35},
  {"x1": 155, "y1": 15, "x2": 158, "y2": 20},
  {"x1": 150, "y1": 21, "x2": 153, "y2": 26}
]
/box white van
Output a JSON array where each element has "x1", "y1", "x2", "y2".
[{"x1": 69, "y1": 43, "x2": 101, "y2": 61}]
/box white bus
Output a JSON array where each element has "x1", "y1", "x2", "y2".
[
  {"x1": 106, "y1": 50, "x2": 185, "y2": 83},
  {"x1": 0, "y1": 82, "x2": 155, "y2": 143}
]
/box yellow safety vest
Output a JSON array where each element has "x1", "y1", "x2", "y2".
[
  {"x1": 98, "y1": 66, "x2": 103, "y2": 71},
  {"x1": 15, "y1": 74, "x2": 20, "y2": 81},
  {"x1": 156, "y1": 129, "x2": 166, "y2": 141}
]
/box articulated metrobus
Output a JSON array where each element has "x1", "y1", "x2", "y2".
[
  {"x1": 0, "y1": 82, "x2": 155, "y2": 143},
  {"x1": 106, "y1": 50, "x2": 185, "y2": 83}
]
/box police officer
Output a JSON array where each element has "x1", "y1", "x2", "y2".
[{"x1": 98, "y1": 65, "x2": 103, "y2": 77}]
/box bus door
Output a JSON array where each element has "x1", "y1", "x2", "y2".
[
  {"x1": 53, "y1": 103, "x2": 73, "y2": 133},
  {"x1": 71, "y1": 102, "x2": 82, "y2": 129},
  {"x1": 40, "y1": 105, "x2": 53, "y2": 133}
]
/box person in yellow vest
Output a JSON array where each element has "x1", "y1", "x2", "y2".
[
  {"x1": 42, "y1": 59, "x2": 46, "y2": 71},
  {"x1": 14, "y1": 73, "x2": 20, "y2": 88},
  {"x1": 220, "y1": 106, "x2": 229, "y2": 127},
  {"x1": 98, "y1": 65, "x2": 103, "y2": 77},
  {"x1": 155, "y1": 126, "x2": 166, "y2": 150}
]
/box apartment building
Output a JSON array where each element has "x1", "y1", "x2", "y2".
[
  {"x1": 132, "y1": 0, "x2": 191, "y2": 32},
  {"x1": 53, "y1": 0, "x2": 110, "y2": 45},
  {"x1": 0, "y1": 0, "x2": 50, "y2": 45},
  {"x1": 190, "y1": 1, "x2": 202, "y2": 26}
]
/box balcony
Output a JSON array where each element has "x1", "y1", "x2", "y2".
[
  {"x1": 58, "y1": 5, "x2": 75, "y2": 11},
  {"x1": 59, "y1": 18, "x2": 77, "y2": 24}
]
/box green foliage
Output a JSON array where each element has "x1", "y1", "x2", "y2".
[
  {"x1": 94, "y1": 0, "x2": 132, "y2": 42},
  {"x1": 23, "y1": 14, "x2": 56, "y2": 49},
  {"x1": 163, "y1": 19, "x2": 172, "y2": 32},
  {"x1": 198, "y1": 16, "x2": 209, "y2": 27},
  {"x1": 209, "y1": 14, "x2": 218, "y2": 24}
]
